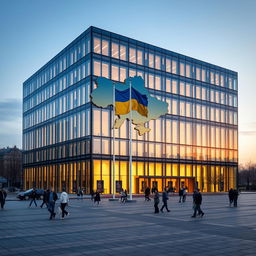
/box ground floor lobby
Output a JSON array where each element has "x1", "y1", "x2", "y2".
[{"x1": 24, "y1": 159, "x2": 237, "y2": 194}]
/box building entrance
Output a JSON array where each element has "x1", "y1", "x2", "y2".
[{"x1": 136, "y1": 176, "x2": 195, "y2": 194}]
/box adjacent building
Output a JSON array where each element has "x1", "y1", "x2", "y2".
[
  {"x1": 23, "y1": 26, "x2": 238, "y2": 193},
  {"x1": 0, "y1": 146, "x2": 23, "y2": 188}
]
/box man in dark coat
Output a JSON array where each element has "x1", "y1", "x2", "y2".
[
  {"x1": 40, "y1": 189, "x2": 49, "y2": 208},
  {"x1": 0, "y1": 189, "x2": 7, "y2": 209},
  {"x1": 47, "y1": 188, "x2": 58, "y2": 220},
  {"x1": 29, "y1": 188, "x2": 37, "y2": 207},
  {"x1": 228, "y1": 188, "x2": 234, "y2": 207},
  {"x1": 145, "y1": 187, "x2": 151, "y2": 201},
  {"x1": 233, "y1": 189, "x2": 239, "y2": 207},
  {"x1": 160, "y1": 188, "x2": 170, "y2": 213},
  {"x1": 191, "y1": 189, "x2": 204, "y2": 217}
]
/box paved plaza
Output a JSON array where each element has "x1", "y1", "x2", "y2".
[{"x1": 1, "y1": 193, "x2": 256, "y2": 256}]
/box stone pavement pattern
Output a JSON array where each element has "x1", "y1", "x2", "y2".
[{"x1": 0, "y1": 194, "x2": 256, "y2": 256}]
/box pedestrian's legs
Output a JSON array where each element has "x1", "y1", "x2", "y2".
[
  {"x1": 34, "y1": 199, "x2": 37, "y2": 207},
  {"x1": 0, "y1": 200, "x2": 4, "y2": 209},
  {"x1": 61, "y1": 203, "x2": 68, "y2": 218},
  {"x1": 154, "y1": 203, "x2": 159, "y2": 213},
  {"x1": 234, "y1": 199, "x2": 237, "y2": 207}
]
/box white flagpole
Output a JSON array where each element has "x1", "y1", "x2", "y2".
[
  {"x1": 129, "y1": 79, "x2": 133, "y2": 200},
  {"x1": 112, "y1": 83, "x2": 116, "y2": 199}
]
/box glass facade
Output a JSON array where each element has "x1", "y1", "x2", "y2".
[{"x1": 23, "y1": 26, "x2": 238, "y2": 194}]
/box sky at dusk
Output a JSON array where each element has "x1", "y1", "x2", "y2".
[{"x1": 0, "y1": 0, "x2": 255, "y2": 165}]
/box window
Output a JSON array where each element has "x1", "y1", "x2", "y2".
[
  {"x1": 112, "y1": 65, "x2": 119, "y2": 81},
  {"x1": 155, "y1": 55, "x2": 161, "y2": 70},
  {"x1": 172, "y1": 79, "x2": 178, "y2": 94},
  {"x1": 93, "y1": 61, "x2": 101, "y2": 76},
  {"x1": 120, "y1": 67, "x2": 127, "y2": 82},
  {"x1": 180, "y1": 82, "x2": 185, "y2": 96},
  {"x1": 155, "y1": 76, "x2": 161, "y2": 90},
  {"x1": 102, "y1": 63, "x2": 109, "y2": 78},
  {"x1": 149, "y1": 53, "x2": 154, "y2": 68},
  {"x1": 172, "y1": 60, "x2": 177, "y2": 74},
  {"x1": 112, "y1": 43, "x2": 119, "y2": 58},
  {"x1": 180, "y1": 62, "x2": 185, "y2": 76},
  {"x1": 186, "y1": 64, "x2": 191, "y2": 78},
  {"x1": 120, "y1": 45, "x2": 127, "y2": 61},
  {"x1": 166, "y1": 79, "x2": 171, "y2": 93},
  {"x1": 93, "y1": 109, "x2": 101, "y2": 136},
  {"x1": 166, "y1": 58, "x2": 171, "y2": 72},
  {"x1": 137, "y1": 49, "x2": 143, "y2": 65},
  {"x1": 129, "y1": 48, "x2": 136, "y2": 63},
  {"x1": 93, "y1": 37, "x2": 101, "y2": 54},
  {"x1": 102, "y1": 40, "x2": 109, "y2": 56},
  {"x1": 196, "y1": 67, "x2": 201, "y2": 80}
]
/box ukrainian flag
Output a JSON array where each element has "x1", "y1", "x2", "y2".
[{"x1": 115, "y1": 87, "x2": 148, "y2": 117}]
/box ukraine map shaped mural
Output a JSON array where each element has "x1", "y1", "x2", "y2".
[{"x1": 91, "y1": 76, "x2": 168, "y2": 136}]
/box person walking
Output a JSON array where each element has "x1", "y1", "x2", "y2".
[
  {"x1": 0, "y1": 189, "x2": 7, "y2": 210},
  {"x1": 191, "y1": 189, "x2": 204, "y2": 218},
  {"x1": 94, "y1": 191, "x2": 101, "y2": 205},
  {"x1": 120, "y1": 189, "x2": 126, "y2": 203},
  {"x1": 40, "y1": 189, "x2": 49, "y2": 208},
  {"x1": 145, "y1": 187, "x2": 151, "y2": 201},
  {"x1": 228, "y1": 188, "x2": 234, "y2": 207},
  {"x1": 47, "y1": 188, "x2": 58, "y2": 220},
  {"x1": 29, "y1": 188, "x2": 37, "y2": 207},
  {"x1": 90, "y1": 190, "x2": 95, "y2": 201},
  {"x1": 160, "y1": 188, "x2": 170, "y2": 213},
  {"x1": 182, "y1": 187, "x2": 187, "y2": 203},
  {"x1": 179, "y1": 187, "x2": 184, "y2": 203},
  {"x1": 60, "y1": 188, "x2": 69, "y2": 219},
  {"x1": 233, "y1": 189, "x2": 239, "y2": 207},
  {"x1": 154, "y1": 189, "x2": 160, "y2": 214}
]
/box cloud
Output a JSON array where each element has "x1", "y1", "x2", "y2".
[
  {"x1": 239, "y1": 130, "x2": 256, "y2": 136},
  {"x1": 0, "y1": 98, "x2": 22, "y2": 148},
  {"x1": 0, "y1": 98, "x2": 22, "y2": 121}
]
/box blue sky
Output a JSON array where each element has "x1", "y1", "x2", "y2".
[{"x1": 0, "y1": 0, "x2": 255, "y2": 164}]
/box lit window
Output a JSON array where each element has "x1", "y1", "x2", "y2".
[
  {"x1": 180, "y1": 82, "x2": 185, "y2": 96},
  {"x1": 172, "y1": 80, "x2": 178, "y2": 94},
  {"x1": 102, "y1": 63, "x2": 109, "y2": 78},
  {"x1": 186, "y1": 64, "x2": 191, "y2": 78},
  {"x1": 149, "y1": 74, "x2": 154, "y2": 89},
  {"x1": 166, "y1": 58, "x2": 171, "y2": 72},
  {"x1": 93, "y1": 38, "x2": 101, "y2": 54},
  {"x1": 149, "y1": 53, "x2": 154, "y2": 68},
  {"x1": 137, "y1": 49, "x2": 143, "y2": 65},
  {"x1": 111, "y1": 43, "x2": 119, "y2": 58},
  {"x1": 155, "y1": 76, "x2": 161, "y2": 90},
  {"x1": 111, "y1": 65, "x2": 119, "y2": 81},
  {"x1": 120, "y1": 45, "x2": 127, "y2": 61},
  {"x1": 180, "y1": 62, "x2": 185, "y2": 76},
  {"x1": 166, "y1": 79, "x2": 171, "y2": 93},
  {"x1": 155, "y1": 55, "x2": 160, "y2": 70},
  {"x1": 93, "y1": 61, "x2": 101, "y2": 76},
  {"x1": 120, "y1": 67, "x2": 126, "y2": 82},
  {"x1": 172, "y1": 60, "x2": 177, "y2": 74},
  {"x1": 102, "y1": 40, "x2": 109, "y2": 56},
  {"x1": 129, "y1": 48, "x2": 136, "y2": 63}
]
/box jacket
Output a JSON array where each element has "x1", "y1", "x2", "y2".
[
  {"x1": 46, "y1": 191, "x2": 58, "y2": 202},
  {"x1": 162, "y1": 191, "x2": 169, "y2": 202},
  {"x1": 193, "y1": 192, "x2": 202, "y2": 205},
  {"x1": 0, "y1": 190, "x2": 7, "y2": 201},
  {"x1": 60, "y1": 192, "x2": 69, "y2": 203}
]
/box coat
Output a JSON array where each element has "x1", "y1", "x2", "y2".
[
  {"x1": 162, "y1": 191, "x2": 169, "y2": 202},
  {"x1": 0, "y1": 190, "x2": 7, "y2": 201},
  {"x1": 193, "y1": 192, "x2": 202, "y2": 205}
]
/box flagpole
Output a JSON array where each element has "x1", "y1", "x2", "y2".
[
  {"x1": 129, "y1": 79, "x2": 133, "y2": 200},
  {"x1": 112, "y1": 83, "x2": 116, "y2": 199}
]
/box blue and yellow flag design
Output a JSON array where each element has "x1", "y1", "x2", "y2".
[{"x1": 115, "y1": 87, "x2": 148, "y2": 117}]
